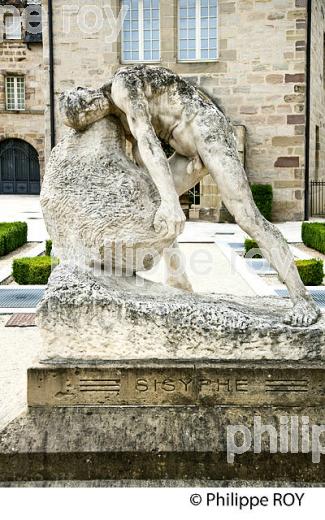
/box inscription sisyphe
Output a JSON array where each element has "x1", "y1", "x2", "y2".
[
  {"x1": 27, "y1": 366, "x2": 319, "y2": 407},
  {"x1": 134, "y1": 377, "x2": 249, "y2": 394},
  {"x1": 77, "y1": 374, "x2": 310, "y2": 397}
]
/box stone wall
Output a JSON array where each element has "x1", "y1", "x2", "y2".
[
  {"x1": 43, "y1": 0, "x2": 308, "y2": 221},
  {"x1": 0, "y1": 37, "x2": 45, "y2": 174},
  {"x1": 309, "y1": 0, "x2": 325, "y2": 182}
]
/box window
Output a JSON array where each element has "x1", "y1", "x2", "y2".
[
  {"x1": 122, "y1": 0, "x2": 160, "y2": 63},
  {"x1": 188, "y1": 183, "x2": 201, "y2": 206},
  {"x1": 178, "y1": 0, "x2": 218, "y2": 62},
  {"x1": 5, "y1": 76, "x2": 25, "y2": 111},
  {"x1": 4, "y1": 14, "x2": 21, "y2": 40}
]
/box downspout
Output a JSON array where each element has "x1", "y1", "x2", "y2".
[
  {"x1": 48, "y1": 0, "x2": 55, "y2": 149},
  {"x1": 304, "y1": 0, "x2": 312, "y2": 220}
]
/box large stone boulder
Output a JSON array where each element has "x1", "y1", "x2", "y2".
[{"x1": 41, "y1": 116, "x2": 176, "y2": 272}]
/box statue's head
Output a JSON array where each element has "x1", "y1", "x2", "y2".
[{"x1": 60, "y1": 82, "x2": 114, "y2": 131}]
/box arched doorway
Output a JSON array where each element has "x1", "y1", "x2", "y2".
[{"x1": 0, "y1": 139, "x2": 40, "y2": 194}]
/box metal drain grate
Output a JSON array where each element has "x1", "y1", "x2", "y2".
[
  {"x1": 228, "y1": 242, "x2": 245, "y2": 250},
  {"x1": 275, "y1": 289, "x2": 325, "y2": 308},
  {"x1": 0, "y1": 288, "x2": 44, "y2": 308},
  {"x1": 246, "y1": 258, "x2": 276, "y2": 275}
]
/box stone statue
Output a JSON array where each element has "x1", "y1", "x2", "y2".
[
  {"x1": 57, "y1": 64, "x2": 320, "y2": 328},
  {"x1": 7, "y1": 68, "x2": 324, "y2": 485}
]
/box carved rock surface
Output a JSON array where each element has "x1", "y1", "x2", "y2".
[
  {"x1": 36, "y1": 265, "x2": 325, "y2": 361},
  {"x1": 41, "y1": 116, "x2": 176, "y2": 272}
]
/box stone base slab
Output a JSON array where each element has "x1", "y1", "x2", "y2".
[
  {"x1": 36, "y1": 265, "x2": 325, "y2": 361},
  {"x1": 0, "y1": 406, "x2": 325, "y2": 483}
]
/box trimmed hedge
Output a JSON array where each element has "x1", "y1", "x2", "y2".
[
  {"x1": 0, "y1": 222, "x2": 27, "y2": 257},
  {"x1": 251, "y1": 184, "x2": 273, "y2": 221},
  {"x1": 46, "y1": 239, "x2": 52, "y2": 256},
  {"x1": 13, "y1": 256, "x2": 59, "y2": 285},
  {"x1": 244, "y1": 239, "x2": 262, "y2": 257},
  {"x1": 302, "y1": 222, "x2": 325, "y2": 255},
  {"x1": 295, "y1": 259, "x2": 324, "y2": 286}
]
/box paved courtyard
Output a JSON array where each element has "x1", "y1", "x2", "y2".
[
  {"x1": 0, "y1": 315, "x2": 41, "y2": 430},
  {"x1": 0, "y1": 196, "x2": 45, "y2": 427},
  {"x1": 0, "y1": 195, "x2": 48, "y2": 242}
]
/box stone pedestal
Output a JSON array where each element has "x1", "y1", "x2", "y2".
[
  {"x1": 1, "y1": 265, "x2": 324, "y2": 485},
  {"x1": 1, "y1": 359, "x2": 325, "y2": 484}
]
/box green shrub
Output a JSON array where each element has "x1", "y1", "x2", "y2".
[
  {"x1": 45, "y1": 239, "x2": 52, "y2": 256},
  {"x1": 302, "y1": 222, "x2": 325, "y2": 255},
  {"x1": 12, "y1": 256, "x2": 59, "y2": 285},
  {"x1": 244, "y1": 236, "x2": 288, "y2": 256},
  {"x1": 295, "y1": 259, "x2": 324, "y2": 286},
  {"x1": 0, "y1": 222, "x2": 27, "y2": 257},
  {"x1": 251, "y1": 184, "x2": 273, "y2": 221},
  {"x1": 244, "y1": 238, "x2": 263, "y2": 257}
]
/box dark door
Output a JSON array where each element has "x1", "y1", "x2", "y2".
[{"x1": 0, "y1": 139, "x2": 40, "y2": 194}]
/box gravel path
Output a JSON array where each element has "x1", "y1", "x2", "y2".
[{"x1": 293, "y1": 243, "x2": 325, "y2": 262}]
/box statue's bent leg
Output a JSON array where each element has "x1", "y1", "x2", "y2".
[
  {"x1": 164, "y1": 241, "x2": 193, "y2": 292},
  {"x1": 199, "y1": 142, "x2": 320, "y2": 327}
]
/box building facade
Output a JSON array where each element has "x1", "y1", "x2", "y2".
[
  {"x1": 1, "y1": 0, "x2": 324, "y2": 220},
  {"x1": 0, "y1": 0, "x2": 44, "y2": 194}
]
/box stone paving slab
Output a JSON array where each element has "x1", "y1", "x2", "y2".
[
  {"x1": 0, "y1": 316, "x2": 42, "y2": 429},
  {"x1": 139, "y1": 242, "x2": 256, "y2": 296}
]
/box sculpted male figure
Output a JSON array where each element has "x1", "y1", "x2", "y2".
[{"x1": 61, "y1": 64, "x2": 320, "y2": 327}]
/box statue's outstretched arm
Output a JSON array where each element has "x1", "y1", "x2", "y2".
[{"x1": 111, "y1": 79, "x2": 185, "y2": 238}]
